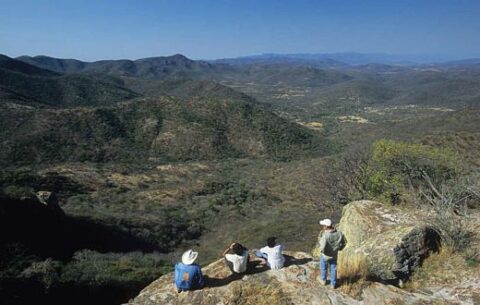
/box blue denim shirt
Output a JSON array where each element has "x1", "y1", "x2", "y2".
[{"x1": 174, "y1": 263, "x2": 204, "y2": 290}]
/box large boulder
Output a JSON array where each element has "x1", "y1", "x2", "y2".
[{"x1": 314, "y1": 200, "x2": 441, "y2": 283}]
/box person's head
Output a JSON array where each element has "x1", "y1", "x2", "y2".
[
  {"x1": 319, "y1": 218, "x2": 333, "y2": 229},
  {"x1": 266, "y1": 236, "x2": 277, "y2": 248},
  {"x1": 232, "y1": 243, "x2": 245, "y2": 256},
  {"x1": 181, "y1": 249, "x2": 198, "y2": 265}
]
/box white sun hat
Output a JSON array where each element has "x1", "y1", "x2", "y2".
[
  {"x1": 319, "y1": 219, "x2": 332, "y2": 227},
  {"x1": 182, "y1": 249, "x2": 198, "y2": 265}
]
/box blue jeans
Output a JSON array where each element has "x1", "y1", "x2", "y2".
[{"x1": 320, "y1": 255, "x2": 337, "y2": 287}]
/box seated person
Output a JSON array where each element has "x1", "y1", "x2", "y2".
[
  {"x1": 174, "y1": 249, "x2": 204, "y2": 292},
  {"x1": 222, "y1": 242, "x2": 249, "y2": 274},
  {"x1": 255, "y1": 236, "x2": 285, "y2": 270}
]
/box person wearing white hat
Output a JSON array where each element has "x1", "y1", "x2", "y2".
[
  {"x1": 318, "y1": 219, "x2": 346, "y2": 289},
  {"x1": 174, "y1": 249, "x2": 204, "y2": 292}
]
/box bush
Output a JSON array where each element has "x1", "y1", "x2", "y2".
[
  {"x1": 60, "y1": 250, "x2": 169, "y2": 287},
  {"x1": 431, "y1": 211, "x2": 473, "y2": 251},
  {"x1": 364, "y1": 139, "x2": 459, "y2": 203},
  {"x1": 2, "y1": 184, "x2": 34, "y2": 199},
  {"x1": 20, "y1": 258, "x2": 62, "y2": 290}
]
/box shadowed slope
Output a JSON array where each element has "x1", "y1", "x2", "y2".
[{"x1": 1, "y1": 54, "x2": 139, "y2": 108}]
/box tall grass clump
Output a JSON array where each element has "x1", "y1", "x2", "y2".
[{"x1": 337, "y1": 251, "x2": 369, "y2": 297}]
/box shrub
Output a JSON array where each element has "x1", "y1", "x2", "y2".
[
  {"x1": 2, "y1": 184, "x2": 34, "y2": 199},
  {"x1": 429, "y1": 196, "x2": 476, "y2": 253},
  {"x1": 60, "y1": 250, "x2": 169, "y2": 287},
  {"x1": 365, "y1": 139, "x2": 459, "y2": 203},
  {"x1": 431, "y1": 213, "x2": 473, "y2": 252},
  {"x1": 20, "y1": 258, "x2": 62, "y2": 290}
]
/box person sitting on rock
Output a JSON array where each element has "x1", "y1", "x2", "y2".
[
  {"x1": 318, "y1": 218, "x2": 346, "y2": 289},
  {"x1": 255, "y1": 236, "x2": 285, "y2": 270},
  {"x1": 174, "y1": 249, "x2": 204, "y2": 292},
  {"x1": 222, "y1": 242, "x2": 250, "y2": 274}
]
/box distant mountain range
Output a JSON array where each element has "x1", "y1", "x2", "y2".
[
  {"x1": 16, "y1": 54, "x2": 234, "y2": 80},
  {"x1": 14, "y1": 54, "x2": 354, "y2": 88},
  {"x1": 3, "y1": 52, "x2": 480, "y2": 110},
  {"x1": 3, "y1": 52, "x2": 480, "y2": 112},
  {"x1": 213, "y1": 52, "x2": 476, "y2": 66},
  {"x1": 1, "y1": 53, "x2": 327, "y2": 165}
]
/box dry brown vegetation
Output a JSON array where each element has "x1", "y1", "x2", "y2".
[
  {"x1": 229, "y1": 281, "x2": 292, "y2": 305},
  {"x1": 405, "y1": 247, "x2": 480, "y2": 291},
  {"x1": 337, "y1": 252, "x2": 369, "y2": 297}
]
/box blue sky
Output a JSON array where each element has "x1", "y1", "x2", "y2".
[{"x1": 1, "y1": 0, "x2": 479, "y2": 61}]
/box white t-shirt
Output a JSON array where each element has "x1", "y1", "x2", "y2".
[
  {"x1": 225, "y1": 250, "x2": 249, "y2": 273},
  {"x1": 259, "y1": 245, "x2": 285, "y2": 270}
]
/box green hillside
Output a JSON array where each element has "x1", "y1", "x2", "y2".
[
  {"x1": 16, "y1": 55, "x2": 87, "y2": 74},
  {"x1": 0, "y1": 96, "x2": 326, "y2": 166},
  {"x1": 17, "y1": 54, "x2": 230, "y2": 80},
  {"x1": 0, "y1": 55, "x2": 139, "y2": 108}
]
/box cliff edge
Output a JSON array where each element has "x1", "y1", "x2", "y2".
[{"x1": 126, "y1": 200, "x2": 480, "y2": 305}]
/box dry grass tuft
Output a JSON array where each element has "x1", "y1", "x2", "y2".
[
  {"x1": 337, "y1": 251, "x2": 369, "y2": 297},
  {"x1": 229, "y1": 282, "x2": 291, "y2": 305}
]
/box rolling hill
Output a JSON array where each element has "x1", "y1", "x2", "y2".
[
  {"x1": 17, "y1": 54, "x2": 353, "y2": 88},
  {"x1": 0, "y1": 54, "x2": 139, "y2": 108},
  {"x1": 126, "y1": 78, "x2": 260, "y2": 105},
  {"x1": 0, "y1": 95, "x2": 326, "y2": 166},
  {"x1": 17, "y1": 54, "x2": 231, "y2": 80}
]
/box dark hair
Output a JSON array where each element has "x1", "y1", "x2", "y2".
[
  {"x1": 266, "y1": 237, "x2": 276, "y2": 248},
  {"x1": 232, "y1": 243, "x2": 245, "y2": 256}
]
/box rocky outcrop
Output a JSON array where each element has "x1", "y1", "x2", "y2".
[
  {"x1": 35, "y1": 191, "x2": 65, "y2": 216},
  {"x1": 314, "y1": 200, "x2": 440, "y2": 283},
  {"x1": 125, "y1": 199, "x2": 480, "y2": 305},
  {"x1": 125, "y1": 251, "x2": 478, "y2": 305}
]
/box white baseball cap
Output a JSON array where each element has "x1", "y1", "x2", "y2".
[
  {"x1": 319, "y1": 219, "x2": 332, "y2": 227},
  {"x1": 181, "y1": 249, "x2": 198, "y2": 265}
]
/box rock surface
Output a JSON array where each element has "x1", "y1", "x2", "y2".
[
  {"x1": 314, "y1": 200, "x2": 440, "y2": 282},
  {"x1": 125, "y1": 251, "x2": 479, "y2": 305},
  {"x1": 35, "y1": 191, "x2": 65, "y2": 216}
]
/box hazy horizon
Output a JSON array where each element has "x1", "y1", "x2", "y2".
[
  {"x1": 2, "y1": 0, "x2": 480, "y2": 61},
  {"x1": 4, "y1": 51, "x2": 477, "y2": 64}
]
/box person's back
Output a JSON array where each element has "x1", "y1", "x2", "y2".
[
  {"x1": 320, "y1": 230, "x2": 345, "y2": 259},
  {"x1": 258, "y1": 237, "x2": 285, "y2": 270},
  {"x1": 318, "y1": 219, "x2": 346, "y2": 289},
  {"x1": 223, "y1": 242, "x2": 249, "y2": 274},
  {"x1": 174, "y1": 262, "x2": 203, "y2": 290},
  {"x1": 174, "y1": 249, "x2": 203, "y2": 292}
]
